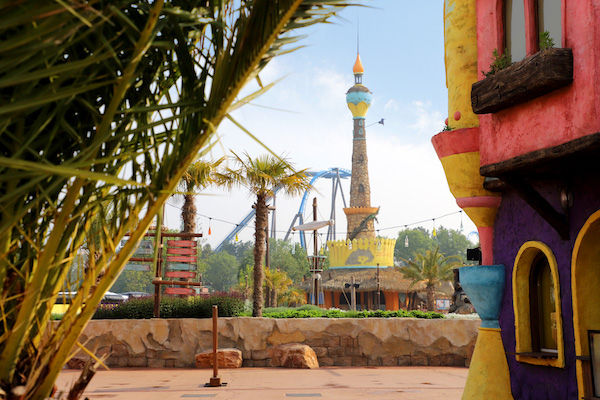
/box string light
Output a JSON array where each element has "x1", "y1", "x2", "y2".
[
  {"x1": 432, "y1": 218, "x2": 437, "y2": 238},
  {"x1": 459, "y1": 210, "x2": 464, "y2": 233},
  {"x1": 208, "y1": 218, "x2": 212, "y2": 235}
]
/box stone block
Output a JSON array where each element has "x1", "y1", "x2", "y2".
[
  {"x1": 269, "y1": 343, "x2": 319, "y2": 369},
  {"x1": 252, "y1": 349, "x2": 269, "y2": 360},
  {"x1": 269, "y1": 343, "x2": 318, "y2": 369},
  {"x1": 381, "y1": 355, "x2": 397, "y2": 366},
  {"x1": 65, "y1": 357, "x2": 86, "y2": 369},
  {"x1": 351, "y1": 356, "x2": 368, "y2": 366},
  {"x1": 112, "y1": 344, "x2": 129, "y2": 357},
  {"x1": 113, "y1": 357, "x2": 128, "y2": 368},
  {"x1": 312, "y1": 347, "x2": 328, "y2": 358},
  {"x1": 165, "y1": 360, "x2": 176, "y2": 368},
  {"x1": 128, "y1": 357, "x2": 147, "y2": 367},
  {"x1": 145, "y1": 349, "x2": 158, "y2": 359},
  {"x1": 173, "y1": 359, "x2": 190, "y2": 368},
  {"x1": 195, "y1": 348, "x2": 243, "y2": 369},
  {"x1": 367, "y1": 357, "x2": 381, "y2": 366},
  {"x1": 333, "y1": 356, "x2": 352, "y2": 366},
  {"x1": 252, "y1": 359, "x2": 269, "y2": 367},
  {"x1": 397, "y1": 355, "x2": 411, "y2": 366},
  {"x1": 319, "y1": 357, "x2": 334, "y2": 366},
  {"x1": 411, "y1": 354, "x2": 428, "y2": 366},
  {"x1": 329, "y1": 346, "x2": 345, "y2": 356},
  {"x1": 340, "y1": 336, "x2": 354, "y2": 348},
  {"x1": 148, "y1": 359, "x2": 166, "y2": 368},
  {"x1": 158, "y1": 351, "x2": 179, "y2": 360}
]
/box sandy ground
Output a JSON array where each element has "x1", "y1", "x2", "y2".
[{"x1": 56, "y1": 366, "x2": 468, "y2": 399}]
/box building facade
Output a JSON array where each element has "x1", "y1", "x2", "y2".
[{"x1": 433, "y1": 1, "x2": 600, "y2": 399}]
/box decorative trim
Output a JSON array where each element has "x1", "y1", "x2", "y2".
[
  {"x1": 343, "y1": 207, "x2": 379, "y2": 216},
  {"x1": 431, "y1": 127, "x2": 479, "y2": 158},
  {"x1": 513, "y1": 241, "x2": 565, "y2": 368},
  {"x1": 571, "y1": 209, "x2": 600, "y2": 399}
]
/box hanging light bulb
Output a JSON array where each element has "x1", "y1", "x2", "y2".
[
  {"x1": 404, "y1": 235, "x2": 409, "y2": 248},
  {"x1": 235, "y1": 224, "x2": 239, "y2": 241},
  {"x1": 459, "y1": 210, "x2": 464, "y2": 233},
  {"x1": 208, "y1": 218, "x2": 212, "y2": 235},
  {"x1": 432, "y1": 218, "x2": 437, "y2": 238}
]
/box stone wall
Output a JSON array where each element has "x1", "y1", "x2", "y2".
[{"x1": 71, "y1": 317, "x2": 480, "y2": 368}]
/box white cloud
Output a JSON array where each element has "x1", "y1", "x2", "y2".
[
  {"x1": 384, "y1": 98, "x2": 399, "y2": 113},
  {"x1": 408, "y1": 100, "x2": 444, "y2": 136}
]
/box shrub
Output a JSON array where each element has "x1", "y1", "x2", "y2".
[
  {"x1": 259, "y1": 307, "x2": 444, "y2": 319},
  {"x1": 92, "y1": 294, "x2": 245, "y2": 319}
]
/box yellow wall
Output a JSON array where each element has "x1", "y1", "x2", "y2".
[
  {"x1": 444, "y1": 0, "x2": 479, "y2": 129},
  {"x1": 572, "y1": 210, "x2": 600, "y2": 399},
  {"x1": 512, "y1": 241, "x2": 565, "y2": 368},
  {"x1": 327, "y1": 238, "x2": 396, "y2": 268}
]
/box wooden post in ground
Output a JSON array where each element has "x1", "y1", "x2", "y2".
[{"x1": 206, "y1": 305, "x2": 223, "y2": 387}]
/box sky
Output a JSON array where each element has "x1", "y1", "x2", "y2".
[{"x1": 164, "y1": 1, "x2": 479, "y2": 251}]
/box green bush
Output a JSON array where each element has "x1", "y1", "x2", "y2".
[
  {"x1": 92, "y1": 294, "x2": 245, "y2": 319},
  {"x1": 258, "y1": 308, "x2": 444, "y2": 319}
]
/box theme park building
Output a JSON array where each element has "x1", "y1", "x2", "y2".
[
  {"x1": 434, "y1": 1, "x2": 600, "y2": 399},
  {"x1": 314, "y1": 54, "x2": 414, "y2": 311}
]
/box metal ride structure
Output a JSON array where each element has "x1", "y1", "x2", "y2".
[{"x1": 214, "y1": 167, "x2": 351, "y2": 252}]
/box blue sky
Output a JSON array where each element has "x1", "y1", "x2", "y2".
[{"x1": 164, "y1": 1, "x2": 479, "y2": 250}]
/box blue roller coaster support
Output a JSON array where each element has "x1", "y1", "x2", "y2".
[{"x1": 215, "y1": 168, "x2": 350, "y2": 252}]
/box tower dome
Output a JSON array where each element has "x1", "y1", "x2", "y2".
[{"x1": 346, "y1": 53, "x2": 372, "y2": 119}]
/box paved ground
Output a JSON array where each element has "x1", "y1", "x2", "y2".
[{"x1": 56, "y1": 367, "x2": 468, "y2": 399}]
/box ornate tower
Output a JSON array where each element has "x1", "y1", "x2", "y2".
[{"x1": 344, "y1": 53, "x2": 378, "y2": 240}]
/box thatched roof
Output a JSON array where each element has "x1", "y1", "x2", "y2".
[{"x1": 300, "y1": 267, "x2": 428, "y2": 293}]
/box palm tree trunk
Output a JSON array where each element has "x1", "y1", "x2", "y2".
[
  {"x1": 181, "y1": 193, "x2": 197, "y2": 233},
  {"x1": 426, "y1": 285, "x2": 435, "y2": 311},
  {"x1": 253, "y1": 194, "x2": 267, "y2": 317}
]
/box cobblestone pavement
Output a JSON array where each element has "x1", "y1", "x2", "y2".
[{"x1": 56, "y1": 366, "x2": 468, "y2": 399}]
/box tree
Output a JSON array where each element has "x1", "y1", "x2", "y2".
[
  {"x1": 203, "y1": 252, "x2": 238, "y2": 292},
  {"x1": 399, "y1": 247, "x2": 460, "y2": 311},
  {"x1": 0, "y1": 2, "x2": 352, "y2": 398},
  {"x1": 264, "y1": 268, "x2": 293, "y2": 307},
  {"x1": 177, "y1": 158, "x2": 224, "y2": 233},
  {"x1": 394, "y1": 227, "x2": 435, "y2": 263},
  {"x1": 394, "y1": 226, "x2": 471, "y2": 264},
  {"x1": 216, "y1": 153, "x2": 311, "y2": 316},
  {"x1": 269, "y1": 239, "x2": 310, "y2": 283},
  {"x1": 110, "y1": 270, "x2": 154, "y2": 294}
]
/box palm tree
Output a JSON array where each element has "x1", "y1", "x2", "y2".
[
  {"x1": 0, "y1": 2, "x2": 352, "y2": 398},
  {"x1": 216, "y1": 153, "x2": 310, "y2": 316},
  {"x1": 177, "y1": 158, "x2": 224, "y2": 233},
  {"x1": 399, "y1": 247, "x2": 460, "y2": 311}
]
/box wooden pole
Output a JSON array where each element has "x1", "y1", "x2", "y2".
[
  {"x1": 208, "y1": 305, "x2": 221, "y2": 387},
  {"x1": 350, "y1": 276, "x2": 356, "y2": 311},
  {"x1": 152, "y1": 206, "x2": 164, "y2": 318}
]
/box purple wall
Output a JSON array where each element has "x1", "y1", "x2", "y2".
[{"x1": 493, "y1": 172, "x2": 600, "y2": 400}]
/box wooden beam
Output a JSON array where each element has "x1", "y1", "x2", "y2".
[
  {"x1": 472, "y1": 48, "x2": 572, "y2": 114},
  {"x1": 502, "y1": 177, "x2": 569, "y2": 240},
  {"x1": 480, "y1": 132, "x2": 600, "y2": 177}
]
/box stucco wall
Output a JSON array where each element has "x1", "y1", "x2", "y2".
[
  {"x1": 494, "y1": 172, "x2": 600, "y2": 399},
  {"x1": 69, "y1": 317, "x2": 480, "y2": 369}
]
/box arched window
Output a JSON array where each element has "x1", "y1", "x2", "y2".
[
  {"x1": 358, "y1": 184, "x2": 365, "y2": 193},
  {"x1": 513, "y1": 241, "x2": 564, "y2": 367},
  {"x1": 529, "y1": 254, "x2": 557, "y2": 353}
]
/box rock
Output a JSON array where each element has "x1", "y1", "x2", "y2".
[
  {"x1": 195, "y1": 348, "x2": 242, "y2": 369},
  {"x1": 269, "y1": 343, "x2": 319, "y2": 369}
]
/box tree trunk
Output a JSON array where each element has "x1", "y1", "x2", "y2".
[
  {"x1": 181, "y1": 193, "x2": 196, "y2": 233},
  {"x1": 426, "y1": 285, "x2": 435, "y2": 311},
  {"x1": 252, "y1": 194, "x2": 267, "y2": 317}
]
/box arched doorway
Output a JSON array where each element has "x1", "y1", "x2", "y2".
[{"x1": 572, "y1": 209, "x2": 600, "y2": 398}]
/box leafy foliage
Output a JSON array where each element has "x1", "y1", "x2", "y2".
[
  {"x1": 203, "y1": 251, "x2": 239, "y2": 292},
  {"x1": 399, "y1": 246, "x2": 460, "y2": 311},
  {"x1": 247, "y1": 307, "x2": 444, "y2": 319},
  {"x1": 215, "y1": 153, "x2": 311, "y2": 317},
  {"x1": 0, "y1": 1, "x2": 354, "y2": 397},
  {"x1": 395, "y1": 226, "x2": 472, "y2": 264},
  {"x1": 539, "y1": 31, "x2": 556, "y2": 51},
  {"x1": 92, "y1": 294, "x2": 245, "y2": 319},
  {"x1": 483, "y1": 48, "x2": 512, "y2": 77}
]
